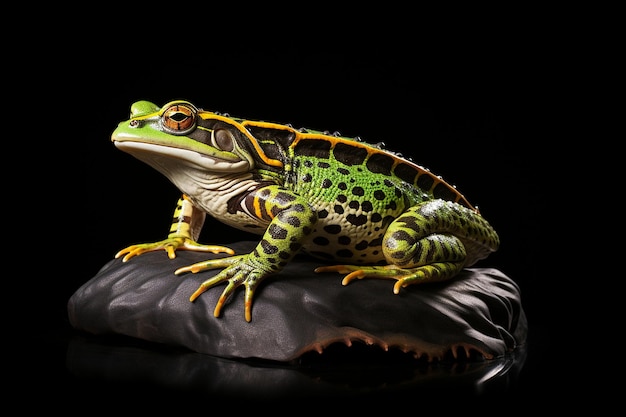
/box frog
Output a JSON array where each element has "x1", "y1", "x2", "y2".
[{"x1": 111, "y1": 100, "x2": 500, "y2": 322}]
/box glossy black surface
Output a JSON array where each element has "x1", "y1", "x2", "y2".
[{"x1": 69, "y1": 244, "x2": 526, "y2": 362}]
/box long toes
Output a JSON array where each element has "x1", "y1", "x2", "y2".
[{"x1": 341, "y1": 270, "x2": 366, "y2": 285}]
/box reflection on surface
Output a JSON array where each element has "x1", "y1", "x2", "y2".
[{"x1": 66, "y1": 333, "x2": 527, "y2": 401}]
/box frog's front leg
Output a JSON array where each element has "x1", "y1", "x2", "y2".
[
  {"x1": 115, "y1": 195, "x2": 234, "y2": 261},
  {"x1": 316, "y1": 200, "x2": 492, "y2": 293},
  {"x1": 176, "y1": 185, "x2": 317, "y2": 322}
]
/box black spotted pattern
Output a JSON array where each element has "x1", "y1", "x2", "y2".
[
  {"x1": 296, "y1": 139, "x2": 331, "y2": 158},
  {"x1": 366, "y1": 152, "x2": 394, "y2": 175},
  {"x1": 333, "y1": 143, "x2": 368, "y2": 166}
]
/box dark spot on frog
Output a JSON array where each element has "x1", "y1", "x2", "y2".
[
  {"x1": 355, "y1": 240, "x2": 368, "y2": 250},
  {"x1": 260, "y1": 239, "x2": 278, "y2": 254},
  {"x1": 338, "y1": 235, "x2": 351, "y2": 245},
  {"x1": 333, "y1": 143, "x2": 367, "y2": 166},
  {"x1": 275, "y1": 191, "x2": 297, "y2": 204},
  {"x1": 382, "y1": 215, "x2": 395, "y2": 228},
  {"x1": 351, "y1": 186, "x2": 364, "y2": 196},
  {"x1": 268, "y1": 224, "x2": 288, "y2": 240},
  {"x1": 366, "y1": 153, "x2": 394, "y2": 175},
  {"x1": 432, "y1": 182, "x2": 459, "y2": 202},
  {"x1": 385, "y1": 201, "x2": 397, "y2": 210},
  {"x1": 347, "y1": 214, "x2": 367, "y2": 226},
  {"x1": 394, "y1": 162, "x2": 419, "y2": 185},
  {"x1": 323, "y1": 225, "x2": 342, "y2": 234},
  {"x1": 313, "y1": 236, "x2": 330, "y2": 246},
  {"x1": 391, "y1": 230, "x2": 416, "y2": 246},
  {"x1": 296, "y1": 138, "x2": 331, "y2": 158},
  {"x1": 416, "y1": 173, "x2": 434, "y2": 191}
]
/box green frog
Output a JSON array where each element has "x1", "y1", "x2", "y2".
[{"x1": 112, "y1": 100, "x2": 500, "y2": 322}]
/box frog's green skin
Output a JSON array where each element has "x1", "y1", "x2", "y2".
[{"x1": 112, "y1": 100, "x2": 500, "y2": 322}]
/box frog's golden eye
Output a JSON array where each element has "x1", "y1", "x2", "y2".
[
  {"x1": 161, "y1": 103, "x2": 197, "y2": 134},
  {"x1": 211, "y1": 129, "x2": 235, "y2": 152}
]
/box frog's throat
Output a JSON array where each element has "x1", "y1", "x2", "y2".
[{"x1": 114, "y1": 141, "x2": 250, "y2": 173}]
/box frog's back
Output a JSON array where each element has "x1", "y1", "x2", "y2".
[{"x1": 288, "y1": 134, "x2": 475, "y2": 211}]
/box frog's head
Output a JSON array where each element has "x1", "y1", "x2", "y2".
[{"x1": 111, "y1": 100, "x2": 254, "y2": 175}]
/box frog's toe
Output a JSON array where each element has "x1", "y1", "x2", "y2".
[
  {"x1": 314, "y1": 264, "x2": 359, "y2": 275},
  {"x1": 316, "y1": 264, "x2": 403, "y2": 285},
  {"x1": 315, "y1": 265, "x2": 364, "y2": 285},
  {"x1": 115, "y1": 246, "x2": 139, "y2": 261},
  {"x1": 188, "y1": 264, "x2": 263, "y2": 322},
  {"x1": 182, "y1": 242, "x2": 235, "y2": 255},
  {"x1": 189, "y1": 270, "x2": 238, "y2": 308},
  {"x1": 209, "y1": 280, "x2": 238, "y2": 318},
  {"x1": 341, "y1": 270, "x2": 367, "y2": 285},
  {"x1": 176, "y1": 263, "x2": 207, "y2": 275},
  {"x1": 243, "y1": 285, "x2": 255, "y2": 323},
  {"x1": 165, "y1": 246, "x2": 177, "y2": 259},
  {"x1": 175, "y1": 255, "x2": 245, "y2": 275},
  {"x1": 393, "y1": 279, "x2": 408, "y2": 294}
]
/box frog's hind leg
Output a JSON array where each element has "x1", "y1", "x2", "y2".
[
  {"x1": 315, "y1": 235, "x2": 466, "y2": 293},
  {"x1": 315, "y1": 205, "x2": 469, "y2": 293},
  {"x1": 382, "y1": 231, "x2": 467, "y2": 292}
]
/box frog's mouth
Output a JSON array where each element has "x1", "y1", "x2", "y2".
[{"x1": 114, "y1": 141, "x2": 250, "y2": 173}]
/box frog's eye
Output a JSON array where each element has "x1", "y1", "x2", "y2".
[
  {"x1": 211, "y1": 129, "x2": 235, "y2": 152},
  {"x1": 161, "y1": 103, "x2": 197, "y2": 134}
]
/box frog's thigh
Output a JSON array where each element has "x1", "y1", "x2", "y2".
[{"x1": 382, "y1": 212, "x2": 467, "y2": 268}]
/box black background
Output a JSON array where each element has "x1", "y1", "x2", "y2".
[{"x1": 12, "y1": 16, "x2": 586, "y2": 413}]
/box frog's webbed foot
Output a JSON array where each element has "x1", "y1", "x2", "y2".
[
  {"x1": 175, "y1": 255, "x2": 270, "y2": 322},
  {"x1": 115, "y1": 237, "x2": 234, "y2": 262},
  {"x1": 315, "y1": 261, "x2": 465, "y2": 294}
]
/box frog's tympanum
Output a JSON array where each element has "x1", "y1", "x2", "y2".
[{"x1": 111, "y1": 100, "x2": 500, "y2": 323}]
